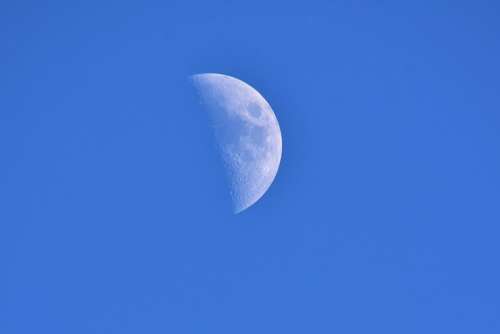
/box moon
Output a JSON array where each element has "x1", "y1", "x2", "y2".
[{"x1": 190, "y1": 73, "x2": 282, "y2": 214}]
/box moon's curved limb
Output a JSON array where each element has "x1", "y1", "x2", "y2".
[{"x1": 191, "y1": 73, "x2": 282, "y2": 214}]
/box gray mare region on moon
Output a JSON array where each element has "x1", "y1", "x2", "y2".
[{"x1": 191, "y1": 73, "x2": 282, "y2": 214}]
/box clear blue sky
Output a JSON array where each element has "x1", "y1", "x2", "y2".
[{"x1": 2, "y1": 1, "x2": 500, "y2": 333}]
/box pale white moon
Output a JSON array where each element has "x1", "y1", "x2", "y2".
[{"x1": 191, "y1": 73, "x2": 282, "y2": 214}]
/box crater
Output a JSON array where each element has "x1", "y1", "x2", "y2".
[{"x1": 247, "y1": 102, "x2": 262, "y2": 118}]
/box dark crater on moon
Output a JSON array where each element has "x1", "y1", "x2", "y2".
[{"x1": 247, "y1": 102, "x2": 262, "y2": 118}]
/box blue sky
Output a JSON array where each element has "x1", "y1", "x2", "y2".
[{"x1": 1, "y1": 1, "x2": 500, "y2": 333}]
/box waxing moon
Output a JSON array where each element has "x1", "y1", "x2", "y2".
[{"x1": 191, "y1": 73, "x2": 282, "y2": 214}]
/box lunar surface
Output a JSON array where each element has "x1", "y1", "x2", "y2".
[{"x1": 191, "y1": 73, "x2": 282, "y2": 214}]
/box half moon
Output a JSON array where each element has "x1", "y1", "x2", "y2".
[{"x1": 190, "y1": 73, "x2": 282, "y2": 214}]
